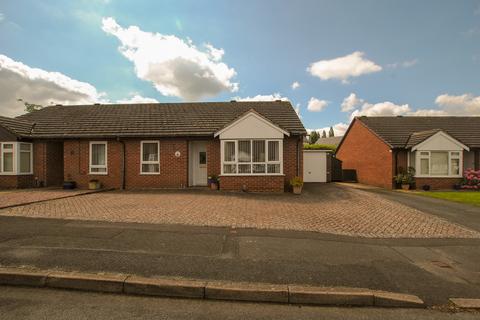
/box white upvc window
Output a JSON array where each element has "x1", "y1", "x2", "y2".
[
  {"x1": 89, "y1": 141, "x2": 108, "y2": 175},
  {"x1": 0, "y1": 142, "x2": 33, "y2": 175},
  {"x1": 140, "y1": 141, "x2": 160, "y2": 174},
  {"x1": 415, "y1": 150, "x2": 463, "y2": 177},
  {"x1": 221, "y1": 139, "x2": 283, "y2": 175}
]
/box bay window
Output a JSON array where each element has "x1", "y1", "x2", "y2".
[
  {"x1": 221, "y1": 139, "x2": 282, "y2": 175},
  {"x1": 89, "y1": 142, "x2": 107, "y2": 174},
  {"x1": 0, "y1": 142, "x2": 33, "y2": 175},
  {"x1": 141, "y1": 141, "x2": 160, "y2": 174},
  {"x1": 415, "y1": 150, "x2": 462, "y2": 177}
]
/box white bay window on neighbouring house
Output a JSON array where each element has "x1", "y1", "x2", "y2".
[
  {"x1": 0, "y1": 142, "x2": 33, "y2": 175},
  {"x1": 414, "y1": 150, "x2": 462, "y2": 177},
  {"x1": 221, "y1": 139, "x2": 282, "y2": 175}
]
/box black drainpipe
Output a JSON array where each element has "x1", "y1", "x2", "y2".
[{"x1": 117, "y1": 137, "x2": 126, "y2": 190}]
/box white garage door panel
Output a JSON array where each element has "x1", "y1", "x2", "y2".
[{"x1": 303, "y1": 151, "x2": 327, "y2": 182}]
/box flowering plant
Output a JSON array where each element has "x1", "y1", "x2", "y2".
[{"x1": 460, "y1": 168, "x2": 480, "y2": 190}]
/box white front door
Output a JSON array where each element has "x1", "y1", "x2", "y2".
[{"x1": 190, "y1": 141, "x2": 207, "y2": 186}]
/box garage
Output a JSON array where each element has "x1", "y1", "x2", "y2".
[{"x1": 303, "y1": 150, "x2": 331, "y2": 182}]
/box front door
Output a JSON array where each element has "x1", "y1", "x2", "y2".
[{"x1": 190, "y1": 141, "x2": 207, "y2": 186}]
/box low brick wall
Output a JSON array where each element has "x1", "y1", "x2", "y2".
[
  {"x1": 0, "y1": 175, "x2": 35, "y2": 189},
  {"x1": 415, "y1": 178, "x2": 462, "y2": 190},
  {"x1": 219, "y1": 175, "x2": 285, "y2": 192}
]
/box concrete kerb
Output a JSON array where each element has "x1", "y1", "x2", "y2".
[{"x1": 0, "y1": 267, "x2": 426, "y2": 308}]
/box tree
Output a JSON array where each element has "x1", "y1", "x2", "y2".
[
  {"x1": 309, "y1": 131, "x2": 319, "y2": 144},
  {"x1": 328, "y1": 126, "x2": 335, "y2": 137},
  {"x1": 321, "y1": 130, "x2": 327, "y2": 138},
  {"x1": 17, "y1": 99, "x2": 43, "y2": 113}
]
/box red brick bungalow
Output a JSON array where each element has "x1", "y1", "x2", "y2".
[
  {"x1": 336, "y1": 116, "x2": 480, "y2": 190},
  {"x1": 0, "y1": 101, "x2": 306, "y2": 192}
]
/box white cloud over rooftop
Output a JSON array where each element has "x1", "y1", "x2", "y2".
[
  {"x1": 0, "y1": 54, "x2": 104, "y2": 117},
  {"x1": 101, "y1": 17, "x2": 238, "y2": 101}
]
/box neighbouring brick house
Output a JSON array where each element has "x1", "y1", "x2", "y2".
[
  {"x1": 0, "y1": 101, "x2": 305, "y2": 192},
  {"x1": 336, "y1": 116, "x2": 480, "y2": 190}
]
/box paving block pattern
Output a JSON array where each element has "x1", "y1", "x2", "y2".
[{"x1": 0, "y1": 185, "x2": 479, "y2": 238}]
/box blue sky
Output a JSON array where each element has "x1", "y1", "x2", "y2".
[{"x1": 1, "y1": 0, "x2": 479, "y2": 134}]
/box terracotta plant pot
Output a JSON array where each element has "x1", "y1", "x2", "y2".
[
  {"x1": 401, "y1": 184, "x2": 410, "y2": 191},
  {"x1": 293, "y1": 185, "x2": 303, "y2": 194},
  {"x1": 210, "y1": 183, "x2": 218, "y2": 190},
  {"x1": 88, "y1": 181, "x2": 100, "y2": 190}
]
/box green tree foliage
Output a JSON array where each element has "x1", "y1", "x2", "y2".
[
  {"x1": 328, "y1": 126, "x2": 335, "y2": 137},
  {"x1": 308, "y1": 131, "x2": 319, "y2": 144},
  {"x1": 17, "y1": 99, "x2": 43, "y2": 113}
]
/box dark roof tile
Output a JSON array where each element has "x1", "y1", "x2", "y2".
[{"x1": 14, "y1": 101, "x2": 306, "y2": 138}]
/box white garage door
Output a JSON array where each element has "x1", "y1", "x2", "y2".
[{"x1": 303, "y1": 151, "x2": 327, "y2": 182}]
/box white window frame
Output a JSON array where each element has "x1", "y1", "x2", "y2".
[
  {"x1": 89, "y1": 141, "x2": 108, "y2": 175},
  {"x1": 415, "y1": 150, "x2": 463, "y2": 178},
  {"x1": 220, "y1": 139, "x2": 283, "y2": 176},
  {"x1": 140, "y1": 141, "x2": 160, "y2": 175},
  {"x1": 0, "y1": 142, "x2": 33, "y2": 175}
]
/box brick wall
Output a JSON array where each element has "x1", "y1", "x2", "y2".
[
  {"x1": 206, "y1": 139, "x2": 221, "y2": 177},
  {"x1": 218, "y1": 136, "x2": 302, "y2": 192},
  {"x1": 0, "y1": 140, "x2": 62, "y2": 189},
  {"x1": 284, "y1": 136, "x2": 303, "y2": 189},
  {"x1": 415, "y1": 178, "x2": 462, "y2": 190},
  {"x1": 220, "y1": 175, "x2": 285, "y2": 192},
  {"x1": 64, "y1": 140, "x2": 123, "y2": 189},
  {"x1": 34, "y1": 135, "x2": 303, "y2": 192},
  {"x1": 124, "y1": 139, "x2": 188, "y2": 189},
  {"x1": 336, "y1": 119, "x2": 394, "y2": 189}
]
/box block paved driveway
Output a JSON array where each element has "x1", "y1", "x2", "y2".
[
  {"x1": 1, "y1": 183, "x2": 479, "y2": 239},
  {"x1": 0, "y1": 188, "x2": 98, "y2": 209}
]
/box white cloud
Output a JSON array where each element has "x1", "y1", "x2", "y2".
[
  {"x1": 350, "y1": 101, "x2": 411, "y2": 119},
  {"x1": 101, "y1": 17, "x2": 238, "y2": 101},
  {"x1": 341, "y1": 93, "x2": 364, "y2": 112},
  {"x1": 291, "y1": 81, "x2": 300, "y2": 90},
  {"x1": 0, "y1": 13, "x2": 4, "y2": 22},
  {"x1": 232, "y1": 93, "x2": 288, "y2": 102},
  {"x1": 387, "y1": 59, "x2": 419, "y2": 68},
  {"x1": 307, "y1": 97, "x2": 329, "y2": 112},
  {"x1": 0, "y1": 54, "x2": 104, "y2": 117},
  {"x1": 307, "y1": 51, "x2": 382, "y2": 83},
  {"x1": 434, "y1": 93, "x2": 480, "y2": 114},
  {"x1": 307, "y1": 123, "x2": 349, "y2": 137},
  {"x1": 116, "y1": 93, "x2": 158, "y2": 103}
]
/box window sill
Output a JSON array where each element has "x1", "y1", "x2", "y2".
[
  {"x1": 0, "y1": 173, "x2": 33, "y2": 176},
  {"x1": 88, "y1": 172, "x2": 108, "y2": 176},
  {"x1": 140, "y1": 172, "x2": 161, "y2": 175}
]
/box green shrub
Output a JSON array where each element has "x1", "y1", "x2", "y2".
[
  {"x1": 303, "y1": 143, "x2": 336, "y2": 152},
  {"x1": 290, "y1": 176, "x2": 304, "y2": 187}
]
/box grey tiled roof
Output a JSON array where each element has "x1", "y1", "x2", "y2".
[
  {"x1": 315, "y1": 136, "x2": 343, "y2": 146},
  {"x1": 405, "y1": 129, "x2": 442, "y2": 148},
  {"x1": 357, "y1": 116, "x2": 480, "y2": 148},
  {"x1": 0, "y1": 116, "x2": 34, "y2": 137},
  {"x1": 13, "y1": 101, "x2": 306, "y2": 138}
]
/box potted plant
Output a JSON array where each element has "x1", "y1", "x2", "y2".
[
  {"x1": 208, "y1": 175, "x2": 219, "y2": 190},
  {"x1": 394, "y1": 167, "x2": 415, "y2": 191},
  {"x1": 63, "y1": 175, "x2": 76, "y2": 190},
  {"x1": 290, "y1": 176, "x2": 304, "y2": 194},
  {"x1": 88, "y1": 179, "x2": 101, "y2": 190}
]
